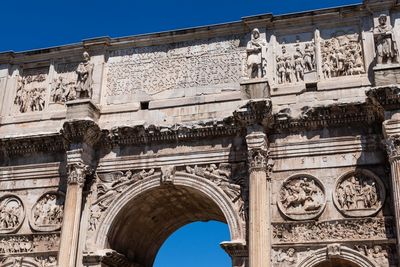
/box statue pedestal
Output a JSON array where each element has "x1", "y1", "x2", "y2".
[
  {"x1": 66, "y1": 99, "x2": 100, "y2": 121},
  {"x1": 373, "y1": 64, "x2": 400, "y2": 86},
  {"x1": 240, "y1": 78, "x2": 270, "y2": 99}
]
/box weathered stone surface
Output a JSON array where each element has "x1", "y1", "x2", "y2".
[{"x1": 0, "y1": 1, "x2": 399, "y2": 267}]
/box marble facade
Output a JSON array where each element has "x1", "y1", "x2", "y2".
[{"x1": 0, "y1": 0, "x2": 400, "y2": 266}]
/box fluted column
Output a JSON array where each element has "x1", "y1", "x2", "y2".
[
  {"x1": 58, "y1": 150, "x2": 92, "y2": 267},
  {"x1": 384, "y1": 134, "x2": 400, "y2": 258},
  {"x1": 246, "y1": 130, "x2": 272, "y2": 267}
]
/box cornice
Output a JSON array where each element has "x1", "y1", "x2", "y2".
[
  {"x1": 366, "y1": 85, "x2": 400, "y2": 111},
  {"x1": 273, "y1": 102, "x2": 383, "y2": 133},
  {"x1": 0, "y1": 133, "x2": 65, "y2": 156},
  {"x1": 61, "y1": 119, "x2": 103, "y2": 147}
]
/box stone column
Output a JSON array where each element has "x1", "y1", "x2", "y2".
[
  {"x1": 246, "y1": 130, "x2": 272, "y2": 267},
  {"x1": 384, "y1": 134, "x2": 400, "y2": 258},
  {"x1": 58, "y1": 150, "x2": 92, "y2": 267}
]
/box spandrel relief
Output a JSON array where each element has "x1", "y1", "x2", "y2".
[
  {"x1": 106, "y1": 35, "x2": 245, "y2": 97},
  {"x1": 0, "y1": 196, "x2": 24, "y2": 234},
  {"x1": 333, "y1": 169, "x2": 385, "y2": 217},
  {"x1": 14, "y1": 67, "x2": 48, "y2": 113},
  {"x1": 321, "y1": 30, "x2": 365, "y2": 79},
  {"x1": 276, "y1": 34, "x2": 316, "y2": 85},
  {"x1": 277, "y1": 174, "x2": 325, "y2": 220},
  {"x1": 30, "y1": 192, "x2": 64, "y2": 232}
]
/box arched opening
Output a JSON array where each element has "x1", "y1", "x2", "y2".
[
  {"x1": 313, "y1": 258, "x2": 360, "y2": 267},
  {"x1": 95, "y1": 171, "x2": 245, "y2": 267},
  {"x1": 153, "y1": 221, "x2": 230, "y2": 267}
]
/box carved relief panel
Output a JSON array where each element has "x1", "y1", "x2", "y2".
[
  {"x1": 320, "y1": 28, "x2": 365, "y2": 79},
  {"x1": 333, "y1": 169, "x2": 385, "y2": 217},
  {"x1": 51, "y1": 62, "x2": 79, "y2": 104},
  {"x1": 106, "y1": 35, "x2": 246, "y2": 99},
  {"x1": 275, "y1": 33, "x2": 316, "y2": 85},
  {"x1": 0, "y1": 195, "x2": 24, "y2": 234},
  {"x1": 30, "y1": 192, "x2": 64, "y2": 232},
  {"x1": 277, "y1": 174, "x2": 325, "y2": 220},
  {"x1": 14, "y1": 67, "x2": 48, "y2": 114}
]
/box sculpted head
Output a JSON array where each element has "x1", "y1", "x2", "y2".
[
  {"x1": 252, "y1": 28, "x2": 260, "y2": 40},
  {"x1": 82, "y1": 51, "x2": 90, "y2": 62},
  {"x1": 378, "y1": 14, "x2": 387, "y2": 26}
]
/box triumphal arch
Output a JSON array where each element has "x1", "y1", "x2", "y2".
[{"x1": 0, "y1": 0, "x2": 399, "y2": 266}]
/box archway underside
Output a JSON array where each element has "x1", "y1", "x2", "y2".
[{"x1": 107, "y1": 185, "x2": 227, "y2": 267}]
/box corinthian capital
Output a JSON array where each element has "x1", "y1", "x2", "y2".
[
  {"x1": 384, "y1": 134, "x2": 400, "y2": 161},
  {"x1": 246, "y1": 130, "x2": 273, "y2": 173},
  {"x1": 67, "y1": 162, "x2": 92, "y2": 186}
]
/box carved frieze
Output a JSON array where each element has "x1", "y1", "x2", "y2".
[
  {"x1": 355, "y1": 244, "x2": 393, "y2": 267},
  {"x1": 30, "y1": 192, "x2": 65, "y2": 232},
  {"x1": 321, "y1": 31, "x2": 364, "y2": 78},
  {"x1": 276, "y1": 39, "x2": 316, "y2": 84},
  {"x1": 333, "y1": 169, "x2": 385, "y2": 217},
  {"x1": 0, "y1": 233, "x2": 60, "y2": 255},
  {"x1": 278, "y1": 174, "x2": 325, "y2": 220},
  {"x1": 0, "y1": 196, "x2": 24, "y2": 234},
  {"x1": 272, "y1": 217, "x2": 394, "y2": 244},
  {"x1": 34, "y1": 256, "x2": 58, "y2": 267},
  {"x1": 106, "y1": 35, "x2": 245, "y2": 97},
  {"x1": 14, "y1": 67, "x2": 48, "y2": 113}
]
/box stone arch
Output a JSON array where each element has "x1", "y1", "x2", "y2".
[
  {"x1": 297, "y1": 246, "x2": 375, "y2": 267},
  {"x1": 1, "y1": 257, "x2": 40, "y2": 267},
  {"x1": 94, "y1": 171, "x2": 245, "y2": 266}
]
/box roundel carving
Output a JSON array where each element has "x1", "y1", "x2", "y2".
[
  {"x1": 333, "y1": 169, "x2": 385, "y2": 217},
  {"x1": 30, "y1": 192, "x2": 65, "y2": 232},
  {"x1": 0, "y1": 195, "x2": 24, "y2": 234},
  {"x1": 278, "y1": 174, "x2": 326, "y2": 220}
]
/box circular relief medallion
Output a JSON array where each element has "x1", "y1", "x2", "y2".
[
  {"x1": 30, "y1": 192, "x2": 65, "y2": 232},
  {"x1": 0, "y1": 195, "x2": 24, "y2": 234},
  {"x1": 333, "y1": 169, "x2": 385, "y2": 217},
  {"x1": 278, "y1": 174, "x2": 326, "y2": 220}
]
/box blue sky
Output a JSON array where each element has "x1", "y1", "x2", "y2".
[
  {"x1": 3, "y1": 1, "x2": 362, "y2": 266},
  {"x1": 0, "y1": 0, "x2": 362, "y2": 52}
]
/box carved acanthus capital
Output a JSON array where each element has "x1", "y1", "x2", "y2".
[
  {"x1": 246, "y1": 131, "x2": 273, "y2": 173},
  {"x1": 384, "y1": 134, "x2": 400, "y2": 161},
  {"x1": 67, "y1": 162, "x2": 92, "y2": 187}
]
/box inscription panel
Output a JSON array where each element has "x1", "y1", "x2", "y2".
[{"x1": 106, "y1": 35, "x2": 246, "y2": 98}]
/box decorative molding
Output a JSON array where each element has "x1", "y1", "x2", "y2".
[
  {"x1": 220, "y1": 240, "x2": 248, "y2": 257},
  {"x1": 0, "y1": 134, "x2": 65, "y2": 156},
  {"x1": 61, "y1": 119, "x2": 102, "y2": 147},
  {"x1": 234, "y1": 99, "x2": 273, "y2": 126},
  {"x1": 83, "y1": 249, "x2": 141, "y2": 267}
]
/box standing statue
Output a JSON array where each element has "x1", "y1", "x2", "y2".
[
  {"x1": 246, "y1": 28, "x2": 267, "y2": 79},
  {"x1": 75, "y1": 51, "x2": 94, "y2": 99},
  {"x1": 374, "y1": 14, "x2": 398, "y2": 65}
]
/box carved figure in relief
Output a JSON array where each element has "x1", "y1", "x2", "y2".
[
  {"x1": 321, "y1": 33, "x2": 364, "y2": 78},
  {"x1": 335, "y1": 172, "x2": 382, "y2": 214},
  {"x1": 0, "y1": 197, "x2": 23, "y2": 233},
  {"x1": 356, "y1": 245, "x2": 389, "y2": 267},
  {"x1": 246, "y1": 28, "x2": 267, "y2": 79},
  {"x1": 94, "y1": 169, "x2": 155, "y2": 211},
  {"x1": 50, "y1": 76, "x2": 74, "y2": 103},
  {"x1": 303, "y1": 43, "x2": 315, "y2": 71},
  {"x1": 74, "y1": 51, "x2": 93, "y2": 99},
  {"x1": 279, "y1": 177, "x2": 324, "y2": 217},
  {"x1": 293, "y1": 48, "x2": 305, "y2": 82},
  {"x1": 14, "y1": 74, "x2": 46, "y2": 113},
  {"x1": 35, "y1": 256, "x2": 57, "y2": 267},
  {"x1": 32, "y1": 194, "x2": 64, "y2": 228},
  {"x1": 275, "y1": 248, "x2": 296, "y2": 265},
  {"x1": 374, "y1": 14, "x2": 398, "y2": 65},
  {"x1": 276, "y1": 45, "x2": 294, "y2": 84}
]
